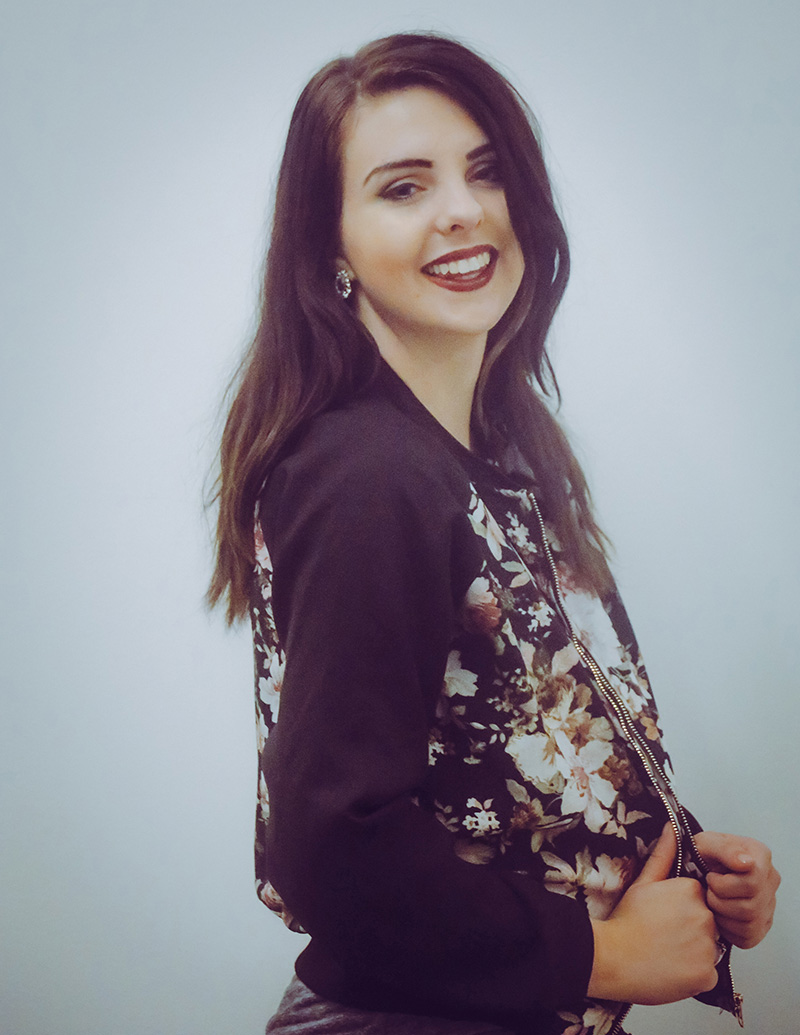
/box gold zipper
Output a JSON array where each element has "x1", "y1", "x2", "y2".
[
  {"x1": 485, "y1": 489, "x2": 743, "y2": 1024},
  {"x1": 517, "y1": 490, "x2": 688, "y2": 873},
  {"x1": 607, "y1": 1000, "x2": 632, "y2": 1035}
]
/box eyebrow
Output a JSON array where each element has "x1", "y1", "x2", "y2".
[{"x1": 363, "y1": 142, "x2": 494, "y2": 186}]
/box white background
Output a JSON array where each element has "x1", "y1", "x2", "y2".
[{"x1": 2, "y1": 2, "x2": 798, "y2": 1033}]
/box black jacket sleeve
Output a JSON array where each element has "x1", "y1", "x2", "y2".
[{"x1": 258, "y1": 421, "x2": 595, "y2": 1030}]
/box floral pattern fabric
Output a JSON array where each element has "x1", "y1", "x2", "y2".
[{"x1": 251, "y1": 461, "x2": 677, "y2": 1035}]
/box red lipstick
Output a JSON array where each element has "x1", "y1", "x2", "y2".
[{"x1": 421, "y1": 246, "x2": 498, "y2": 293}]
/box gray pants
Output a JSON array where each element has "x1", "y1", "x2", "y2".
[{"x1": 265, "y1": 976, "x2": 517, "y2": 1035}]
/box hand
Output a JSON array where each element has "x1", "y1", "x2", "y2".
[
  {"x1": 588, "y1": 824, "x2": 719, "y2": 1005},
  {"x1": 694, "y1": 831, "x2": 780, "y2": 949}
]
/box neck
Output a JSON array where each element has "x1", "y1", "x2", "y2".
[{"x1": 374, "y1": 333, "x2": 484, "y2": 451}]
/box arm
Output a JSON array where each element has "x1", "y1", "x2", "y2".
[{"x1": 259, "y1": 436, "x2": 594, "y2": 1026}]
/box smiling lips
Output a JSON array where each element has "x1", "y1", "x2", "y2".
[{"x1": 421, "y1": 246, "x2": 498, "y2": 292}]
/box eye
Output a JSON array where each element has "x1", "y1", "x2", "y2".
[
  {"x1": 470, "y1": 159, "x2": 503, "y2": 186},
  {"x1": 379, "y1": 180, "x2": 422, "y2": 202}
]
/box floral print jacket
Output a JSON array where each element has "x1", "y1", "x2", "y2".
[{"x1": 250, "y1": 364, "x2": 735, "y2": 1035}]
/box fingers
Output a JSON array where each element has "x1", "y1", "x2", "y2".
[
  {"x1": 701, "y1": 842, "x2": 781, "y2": 951},
  {"x1": 706, "y1": 885, "x2": 759, "y2": 922},
  {"x1": 702, "y1": 844, "x2": 781, "y2": 906},
  {"x1": 695, "y1": 831, "x2": 768, "y2": 874},
  {"x1": 705, "y1": 865, "x2": 780, "y2": 901},
  {"x1": 636, "y1": 823, "x2": 677, "y2": 885},
  {"x1": 715, "y1": 913, "x2": 774, "y2": 949},
  {"x1": 706, "y1": 869, "x2": 758, "y2": 901},
  {"x1": 590, "y1": 866, "x2": 720, "y2": 1004}
]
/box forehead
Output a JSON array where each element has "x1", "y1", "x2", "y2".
[{"x1": 340, "y1": 87, "x2": 488, "y2": 185}]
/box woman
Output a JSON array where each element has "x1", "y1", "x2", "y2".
[{"x1": 208, "y1": 33, "x2": 779, "y2": 1035}]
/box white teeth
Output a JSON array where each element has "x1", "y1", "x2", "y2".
[{"x1": 428, "y1": 251, "x2": 491, "y2": 277}]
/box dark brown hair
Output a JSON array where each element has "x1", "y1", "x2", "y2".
[{"x1": 208, "y1": 32, "x2": 610, "y2": 622}]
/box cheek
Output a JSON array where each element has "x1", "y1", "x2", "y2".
[
  {"x1": 499, "y1": 233, "x2": 525, "y2": 300},
  {"x1": 511, "y1": 242, "x2": 526, "y2": 291},
  {"x1": 339, "y1": 204, "x2": 375, "y2": 272},
  {"x1": 506, "y1": 217, "x2": 526, "y2": 287},
  {"x1": 494, "y1": 200, "x2": 525, "y2": 283},
  {"x1": 343, "y1": 208, "x2": 419, "y2": 282}
]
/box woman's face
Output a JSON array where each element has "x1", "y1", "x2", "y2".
[{"x1": 337, "y1": 87, "x2": 525, "y2": 359}]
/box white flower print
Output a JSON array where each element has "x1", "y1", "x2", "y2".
[
  {"x1": 254, "y1": 519, "x2": 272, "y2": 571},
  {"x1": 558, "y1": 1003, "x2": 618, "y2": 1035},
  {"x1": 443, "y1": 650, "x2": 479, "y2": 698},
  {"x1": 560, "y1": 581, "x2": 651, "y2": 711},
  {"x1": 518, "y1": 640, "x2": 537, "y2": 685},
  {"x1": 539, "y1": 681, "x2": 613, "y2": 749},
  {"x1": 559, "y1": 1018, "x2": 591, "y2": 1035},
  {"x1": 505, "y1": 509, "x2": 538, "y2": 561},
  {"x1": 428, "y1": 732, "x2": 446, "y2": 766},
  {"x1": 258, "y1": 650, "x2": 285, "y2": 722},
  {"x1": 542, "y1": 848, "x2": 632, "y2": 921},
  {"x1": 541, "y1": 847, "x2": 592, "y2": 900},
  {"x1": 502, "y1": 558, "x2": 532, "y2": 589},
  {"x1": 507, "y1": 729, "x2": 565, "y2": 794},
  {"x1": 255, "y1": 705, "x2": 269, "y2": 753},
  {"x1": 602, "y1": 800, "x2": 652, "y2": 839},
  {"x1": 454, "y1": 838, "x2": 496, "y2": 864},
  {"x1": 433, "y1": 801, "x2": 461, "y2": 833},
  {"x1": 528, "y1": 599, "x2": 553, "y2": 631},
  {"x1": 257, "y1": 878, "x2": 282, "y2": 911},
  {"x1": 583, "y1": 852, "x2": 633, "y2": 919},
  {"x1": 507, "y1": 779, "x2": 577, "y2": 852},
  {"x1": 258, "y1": 771, "x2": 270, "y2": 824},
  {"x1": 553, "y1": 730, "x2": 616, "y2": 832},
  {"x1": 573, "y1": 591, "x2": 621, "y2": 670},
  {"x1": 463, "y1": 798, "x2": 501, "y2": 834},
  {"x1": 483, "y1": 511, "x2": 507, "y2": 562},
  {"x1": 257, "y1": 879, "x2": 303, "y2": 933},
  {"x1": 552, "y1": 641, "x2": 580, "y2": 677},
  {"x1": 463, "y1": 576, "x2": 502, "y2": 635},
  {"x1": 606, "y1": 663, "x2": 651, "y2": 720},
  {"x1": 467, "y1": 491, "x2": 505, "y2": 560}
]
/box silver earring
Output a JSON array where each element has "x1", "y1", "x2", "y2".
[{"x1": 334, "y1": 268, "x2": 353, "y2": 300}]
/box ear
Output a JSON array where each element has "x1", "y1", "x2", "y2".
[{"x1": 334, "y1": 257, "x2": 355, "y2": 280}]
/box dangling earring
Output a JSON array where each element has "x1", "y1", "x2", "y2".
[{"x1": 334, "y1": 268, "x2": 353, "y2": 300}]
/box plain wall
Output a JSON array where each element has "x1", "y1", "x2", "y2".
[{"x1": 2, "y1": 2, "x2": 797, "y2": 1033}]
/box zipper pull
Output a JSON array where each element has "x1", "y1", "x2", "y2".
[{"x1": 733, "y1": 991, "x2": 744, "y2": 1028}]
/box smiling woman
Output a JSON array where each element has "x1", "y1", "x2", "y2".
[
  {"x1": 207, "y1": 32, "x2": 779, "y2": 1035},
  {"x1": 336, "y1": 88, "x2": 525, "y2": 445}
]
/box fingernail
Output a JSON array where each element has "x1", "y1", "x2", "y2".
[{"x1": 738, "y1": 854, "x2": 754, "y2": 867}]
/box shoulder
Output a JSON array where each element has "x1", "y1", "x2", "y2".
[
  {"x1": 258, "y1": 390, "x2": 484, "y2": 629},
  {"x1": 263, "y1": 389, "x2": 470, "y2": 531}
]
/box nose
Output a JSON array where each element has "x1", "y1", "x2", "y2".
[{"x1": 433, "y1": 179, "x2": 484, "y2": 234}]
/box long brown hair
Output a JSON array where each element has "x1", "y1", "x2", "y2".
[{"x1": 208, "y1": 32, "x2": 610, "y2": 622}]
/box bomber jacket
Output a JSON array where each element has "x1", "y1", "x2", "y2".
[{"x1": 250, "y1": 361, "x2": 738, "y2": 1035}]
